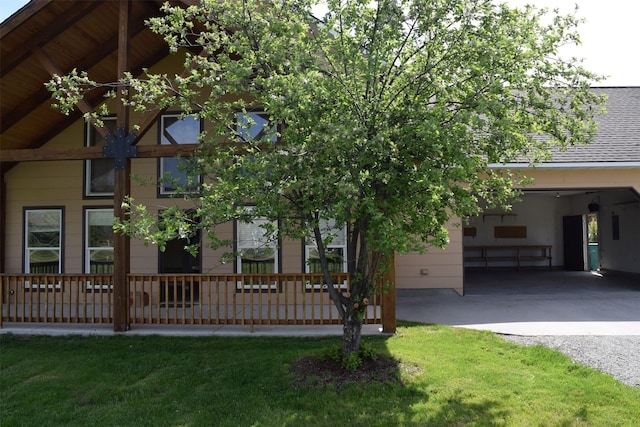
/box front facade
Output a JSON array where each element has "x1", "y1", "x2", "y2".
[{"x1": 1, "y1": 2, "x2": 639, "y2": 330}]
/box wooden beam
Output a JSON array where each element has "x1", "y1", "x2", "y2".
[
  {"x1": 1, "y1": 7, "x2": 156, "y2": 134},
  {"x1": 0, "y1": 176, "x2": 6, "y2": 273},
  {"x1": 1, "y1": 1, "x2": 100, "y2": 78},
  {"x1": 0, "y1": 144, "x2": 201, "y2": 162},
  {"x1": 113, "y1": 0, "x2": 132, "y2": 332},
  {"x1": 32, "y1": 47, "x2": 110, "y2": 139},
  {"x1": 130, "y1": 47, "x2": 210, "y2": 145},
  {"x1": 0, "y1": 0, "x2": 53, "y2": 39}
]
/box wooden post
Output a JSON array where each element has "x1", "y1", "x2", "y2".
[
  {"x1": 0, "y1": 174, "x2": 6, "y2": 273},
  {"x1": 112, "y1": 0, "x2": 132, "y2": 332},
  {"x1": 381, "y1": 253, "x2": 396, "y2": 333}
]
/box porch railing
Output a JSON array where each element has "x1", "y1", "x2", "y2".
[{"x1": 1, "y1": 273, "x2": 388, "y2": 328}]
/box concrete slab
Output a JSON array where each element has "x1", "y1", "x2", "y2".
[
  {"x1": 0, "y1": 322, "x2": 385, "y2": 337},
  {"x1": 397, "y1": 270, "x2": 640, "y2": 336}
]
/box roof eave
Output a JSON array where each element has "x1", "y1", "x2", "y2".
[{"x1": 489, "y1": 162, "x2": 640, "y2": 169}]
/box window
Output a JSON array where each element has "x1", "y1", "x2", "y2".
[
  {"x1": 236, "y1": 210, "x2": 279, "y2": 291},
  {"x1": 159, "y1": 114, "x2": 201, "y2": 195},
  {"x1": 237, "y1": 214, "x2": 278, "y2": 274},
  {"x1": 85, "y1": 208, "x2": 114, "y2": 274},
  {"x1": 85, "y1": 117, "x2": 117, "y2": 196},
  {"x1": 305, "y1": 219, "x2": 347, "y2": 274},
  {"x1": 24, "y1": 209, "x2": 63, "y2": 274},
  {"x1": 237, "y1": 111, "x2": 278, "y2": 143},
  {"x1": 612, "y1": 214, "x2": 620, "y2": 241},
  {"x1": 304, "y1": 219, "x2": 348, "y2": 291}
]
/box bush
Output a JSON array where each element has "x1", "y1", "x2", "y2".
[{"x1": 319, "y1": 343, "x2": 378, "y2": 372}]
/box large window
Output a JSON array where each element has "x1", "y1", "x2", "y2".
[
  {"x1": 237, "y1": 111, "x2": 278, "y2": 143},
  {"x1": 305, "y1": 219, "x2": 347, "y2": 274},
  {"x1": 85, "y1": 117, "x2": 116, "y2": 196},
  {"x1": 236, "y1": 210, "x2": 279, "y2": 292},
  {"x1": 24, "y1": 208, "x2": 63, "y2": 274},
  {"x1": 159, "y1": 114, "x2": 201, "y2": 195},
  {"x1": 85, "y1": 208, "x2": 114, "y2": 274},
  {"x1": 305, "y1": 219, "x2": 348, "y2": 292},
  {"x1": 237, "y1": 213, "x2": 278, "y2": 274}
]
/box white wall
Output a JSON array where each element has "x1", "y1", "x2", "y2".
[
  {"x1": 596, "y1": 191, "x2": 640, "y2": 274},
  {"x1": 464, "y1": 194, "x2": 568, "y2": 267},
  {"x1": 464, "y1": 189, "x2": 640, "y2": 274}
]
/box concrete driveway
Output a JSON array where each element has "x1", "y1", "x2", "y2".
[{"x1": 396, "y1": 270, "x2": 640, "y2": 336}]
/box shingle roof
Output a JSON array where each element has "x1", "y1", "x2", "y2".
[{"x1": 547, "y1": 87, "x2": 640, "y2": 163}]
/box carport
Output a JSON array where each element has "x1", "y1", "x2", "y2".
[
  {"x1": 463, "y1": 187, "x2": 640, "y2": 277},
  {"x1": 458, "y1": 86, "x2": 640, "y2": 293}
]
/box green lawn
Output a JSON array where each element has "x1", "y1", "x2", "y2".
[{"x1": 1, "y1": 323, "x2": 638, "y2": 426}]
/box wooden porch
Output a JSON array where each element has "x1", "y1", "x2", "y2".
[{"x1": 1, "y1": 273, "x2": 395, "y2": 331}]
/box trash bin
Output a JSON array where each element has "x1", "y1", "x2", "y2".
[{"x1": 588, "y1": 242, "x2": 599, "y2": 271}]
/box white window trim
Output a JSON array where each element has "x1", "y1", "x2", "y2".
[
  {"x1": 24, "y1": 209, "x2": 62, "y2": 274},
  {"x1": 236, "y1": 208, "x2": 279, "y2": 292},
  {"x1": 85, "y1": 208, "x2": 114, "y2": 274},
  {"x1": 304, "y1": 220, "x2": 348, "y2": 291},
  {"x1": 24, "y1": 280, "x2": 63, "y2": 292}
]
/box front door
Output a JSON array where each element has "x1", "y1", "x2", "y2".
[
  {"x1": 159, "y1": 237, "x2": 201, "y2": 274},
  {"x1": 563, "y1": 215, "x2": 584, "y2": 271},
  {"x1": 159, "y1": 234, "x2": 201, "y2": 305}
]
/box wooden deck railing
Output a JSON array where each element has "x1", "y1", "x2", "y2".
[{"x1": 1, "y1": 273, "x2": 388, "y2": 328}]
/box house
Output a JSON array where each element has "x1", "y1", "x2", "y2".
[{"x1": 1, "y1": 1, "x2": 639, "y2": 331}]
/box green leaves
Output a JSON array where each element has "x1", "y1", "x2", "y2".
[{"x1": 48, "y1": 0, "x2": 605, "y2": 342}]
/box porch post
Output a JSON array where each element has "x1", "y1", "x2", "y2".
[
  {"x1": 381, "y1": 253, "x2": 396, "y2": 333},
  {"x1": 0, "y1": 174, "x2": 5, "y2": 273},
  {"x1": 112, "y1": 0, "x2": 132, "y2": 332}
]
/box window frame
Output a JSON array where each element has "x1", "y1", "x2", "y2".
[
  {"x1": 83, "y1": 207, "x2": 114, "y2": 293},
  {"x1": 157, "y1": 113, "x2": 203, "y2": 197},
  {"x1": 304, "y1": 220, "x2": 348, "y2": 274},
  {"x1": 84, "y1": 207, "x2": 114, "y2": 273},
  {"x1": 236, "y1": 110, "x2": 279, "y2": 144},
  {"x1": 303, "y1": 219, "x2": 348, "y2": 292},
  {"x1": 235, "y1": 207, "x2": 280, "y2": 292},
  {"x1": 84, "y1": 116, "x2": 117, "y2": 198},
  {"x1": 23, "y1": 207, "x2": 64, "y2": 274}
]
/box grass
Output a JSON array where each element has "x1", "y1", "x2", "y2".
[{"x1": 1, "y1": 322, "x2": 639, "y2": 426}]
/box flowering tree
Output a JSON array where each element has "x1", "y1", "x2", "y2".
[{"x1": 49, "y1": 0, "x2": 604, "y2": 356}]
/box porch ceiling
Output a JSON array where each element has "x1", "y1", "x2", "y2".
[{"x1": 0, "y1": 0, "x2": 196, "y2": 172}]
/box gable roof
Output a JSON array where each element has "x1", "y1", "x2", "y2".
[
  {"x1": 1, "y1": 1, "x2": 639, "y2": 173},
  {"x1": 0, "y1": 0, "x2": 195, "y2": 171},
  {"x1": 546, "y1": 87, "x2": 640, "y2": 164}
]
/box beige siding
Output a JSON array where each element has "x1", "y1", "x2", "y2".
[
  {"x1": 521, "y1": 168, "x2": 640, "y2": 193},
  {"x1": 5, "y1": 123, "x2": 85, "y2": 272},
  {"x1": 395, "y1": 225, "x2": 463, "y2": 293},
  {"x1": 281, "y1": 238, "x2": 303, "y2": 273}
]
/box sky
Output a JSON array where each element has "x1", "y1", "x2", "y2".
[{"x1": 1, "y1": 0, "x2": 638, "y2": 86}]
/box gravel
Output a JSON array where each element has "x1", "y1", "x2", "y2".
[{"x1": 500, "y1": 335, "x2": 640, "y2": 388}]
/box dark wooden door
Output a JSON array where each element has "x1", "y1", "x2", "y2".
[
  {"x1": 159, "y1": 236, "x2": 201, "y2": 274},
  {"x1": 563, "y1": 215, "x2": 584, "y2": 271},
  {"x1": 158, "y1": 235, "x2": 201, "y2": 305}
]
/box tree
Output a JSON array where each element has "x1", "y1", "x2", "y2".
[{"x1": 49, "y1": 0, "x2": 604, "y2": 356}]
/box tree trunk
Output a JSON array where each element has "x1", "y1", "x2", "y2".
[{"x1": 342, "y1": 317, "x2": 363, "y2": 356}]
